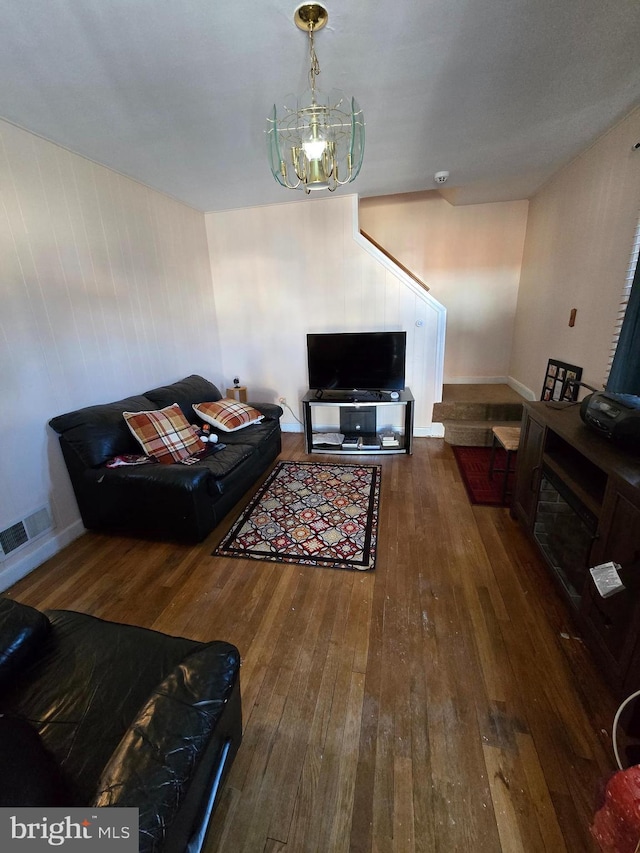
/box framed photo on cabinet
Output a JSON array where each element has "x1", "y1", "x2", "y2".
[{"x1": 541, "y1": 359, "x2": 583, "y2": 402}]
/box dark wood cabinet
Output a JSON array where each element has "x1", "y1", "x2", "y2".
[
  {"x1": 582, "y1": 482, "x2": 640, "y2": 694},
  {"x1": 512, "y1": 412, "x2": 545, "y2": 529},
  {"x1": 513, "y1": 401, "x2": 640, "y2": 696}
]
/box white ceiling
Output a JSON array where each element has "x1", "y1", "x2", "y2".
[{"x1": 1, "y1": 0, "x2": 639, "y2": 212}]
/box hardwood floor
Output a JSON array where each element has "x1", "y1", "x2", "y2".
[{"x1": 6, "y1": 434, "x2": 617, "y2": 852}]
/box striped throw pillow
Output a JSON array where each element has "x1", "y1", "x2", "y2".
[
  {"x1": 123, "y1": 404, "x2": 205, "y2": 464},
  {"x1": 193, "y1": 399, "x2": 264, "y2": 432}
]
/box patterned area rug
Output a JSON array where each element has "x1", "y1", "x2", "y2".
[
  {"x1": 452, "y1": 445, "x2": 516, "y2": 507},
  {"x1": 214, "y1": 460, "x2": 381, "y2": 571}
]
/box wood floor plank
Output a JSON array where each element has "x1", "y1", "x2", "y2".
[
  {"x1": 326, "y1": 670, "x2": 366, "y2": 853},
  {"x1": 4, "y1": 434, "x2": 616, "y2": 852},
  {"x1": 483, "y1": 743, "x2": 531, "y2": 853},
  {"x1": 516, "y1": 731, "x2": 569, "y2": 853}
]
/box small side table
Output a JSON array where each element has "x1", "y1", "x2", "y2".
[
  {"x1": 226, "y1": 386, "x2": 248, "y2": 403},
  {"x1": 489, "y1": 426, "x2": 521, "y2": 503}
]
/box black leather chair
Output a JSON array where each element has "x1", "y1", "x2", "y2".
[{"x1": 0, "y1": 597, "x2": 241, "y2": 853}]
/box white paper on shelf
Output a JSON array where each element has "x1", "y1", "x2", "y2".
[
  {"x1": 312, "y1": 433, "x2": 345, "y2": 446},
  {"x1": 589, "y1": 561, "x2": 625, "y2": 598}
]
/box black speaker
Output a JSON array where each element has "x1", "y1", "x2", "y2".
[{"x1": 340, "y1": 406, "x2": 376, "y2": 435}]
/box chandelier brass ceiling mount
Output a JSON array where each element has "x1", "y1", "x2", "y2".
[{"x1": 293, "y1": 3, "x2": 328, "y2": 33}]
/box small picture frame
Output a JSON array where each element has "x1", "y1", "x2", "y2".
[{"x1": 541, "y1": 359, "x2": 583, "y2": 402}]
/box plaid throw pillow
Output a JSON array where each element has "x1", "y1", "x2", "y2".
[
  {"x1": 123, "y1": 404, "x2": 205, "y2": 464},
  {"x1": 193, "y1": 399, "x2": 264, "y2": 433}
]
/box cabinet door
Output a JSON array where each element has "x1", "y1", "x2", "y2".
[
  {"x1": 580, "y1": 484, "x2": 640, "y2": 691},
  {"x1": 513, "y1": 412, "x2": 545, "y2": 529}
]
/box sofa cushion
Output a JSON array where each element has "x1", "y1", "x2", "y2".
[
  {"x1": 194, "y1": 400, "x2": 264, "y2": 432},
  {"x1": 0, "y1": 716, "x2": 70, "y2": 806},
  {"x1": 92, "y1": 442, "x2": 255, "y2": 495},
  {"x1": 145, "y1": 375, "x2": 222, "y2": 421},
  {"x1": 0, "y1": 598, "x2": 51, "y2": 688},
  {"x1": 198, "y1": 443, "x2": 255, "y2": 484},
  {"x1": 124, "y1": 404, "x2": 205, "y2": 464}
]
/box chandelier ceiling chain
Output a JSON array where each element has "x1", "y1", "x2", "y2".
[
  {"x1": 266, "y1": 3, "x2": 365, "y2": 194},
  {"x1": 307, "y1": 26, "x2": 320, "y2": 96}
]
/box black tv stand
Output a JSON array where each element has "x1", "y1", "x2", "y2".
[{"x1": 302, "y1": 388, "x2": 414, "y2": 455}]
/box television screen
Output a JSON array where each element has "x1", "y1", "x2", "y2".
[{"x1": 307, "y1": 331, "x2": 407, "y2": 391}]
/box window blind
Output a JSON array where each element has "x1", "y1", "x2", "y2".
[{"x1": 606, "y1": 215, "x2": 640, "y2": 385}]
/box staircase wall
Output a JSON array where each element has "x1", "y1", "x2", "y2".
[{"x1": 359, "y1": 192, "x2": 529, "y2": 384}]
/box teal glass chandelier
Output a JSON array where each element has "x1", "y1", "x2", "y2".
[{"x1": 266, "y1": 3, "x2": 365, "y2": 194}]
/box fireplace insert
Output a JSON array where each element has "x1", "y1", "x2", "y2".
[{"x1": 533, "y1": 466, "x2": 598, "y2": 604}]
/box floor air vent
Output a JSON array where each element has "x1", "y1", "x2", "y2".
[{"x1": 0, "y1": 506, "x2": 53, "y2": 560}]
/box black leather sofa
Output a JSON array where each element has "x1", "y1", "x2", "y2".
[
  {"x1": 49, "y1": 374, "x2": 283, "y2": 541},
  {"x1": 0, "y1": 597, "x2": 241, "y2": 853}
]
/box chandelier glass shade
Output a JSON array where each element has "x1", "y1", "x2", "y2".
[{"x1": 266, "y1": 4, "x2": 365, "y2": 194}]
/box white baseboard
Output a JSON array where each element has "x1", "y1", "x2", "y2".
[
  {"x1": 507, "y1": 376, "x2": 536, "y2": 401},
  {"x1": 417, "y1": 423, "x2": 445, "y2": 438},
  {"x1": 444, "y1": 376, "x2": 509, "y2": 385},
  {"x1": 0, "y1": 519, "x2": 85, "y2": 593}
]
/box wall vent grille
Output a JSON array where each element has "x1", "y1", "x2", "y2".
[{"x1": 0, "y1": 506, "x2": 53, "y2": 561}]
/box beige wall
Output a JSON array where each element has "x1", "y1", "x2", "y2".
[
  {"x1": 0, "y1": 118, "x2": 217, "y2": 589},
  {"x1": 510, "y1": 107, "x2": 640, "y2": 398},
  {"x1": 359, "y1": 193, "x2": 529, "y2": 383},
  {"x1": 205, "y1": 195, "x2": 445, "y2": 436}
]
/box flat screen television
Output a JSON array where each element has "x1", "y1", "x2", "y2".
[{"x1": 307, "y1": 331, "x2": 406, "y2": 392}]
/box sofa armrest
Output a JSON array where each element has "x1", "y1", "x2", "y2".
[
  {"x1": 0, "y1": 598, "x2": 51, "y2": 688},
  {"x1": 92, "y1": 642, "x2": 241, "y2": 853},
  {"x1": 248, "y1": 402, "x2": 283, "y2": 420}
]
